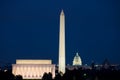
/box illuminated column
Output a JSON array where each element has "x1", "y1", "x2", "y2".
[{"x1": 59, "y1": 10, "x2": 66, "y2": 74}]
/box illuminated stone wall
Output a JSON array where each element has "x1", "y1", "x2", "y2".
[
  {"x1": 12, "y1": 60, "x2": 55, "y2": 79},
  {"x1": 16, "y1": 60, "x2": 52, "y2": 64}
]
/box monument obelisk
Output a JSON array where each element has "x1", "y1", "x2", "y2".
[{"x1": 58, "y1": 10, "x2": 65, "y2": 74}]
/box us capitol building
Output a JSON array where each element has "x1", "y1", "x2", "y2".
[
  {"x1": 73, "y1": 52, "x2": 82, "y2": 66},
  {"x1": 12, "y1": 10, "x2": 82, "y2": 79}
]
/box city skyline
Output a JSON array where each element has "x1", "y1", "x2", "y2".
[{"x1": 0, "y1": 0, "x2": 120, "y2": 65}]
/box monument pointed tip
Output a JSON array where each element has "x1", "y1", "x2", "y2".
[{"x1": 61, "y1": 9, "x2": 64, "y2": 15}]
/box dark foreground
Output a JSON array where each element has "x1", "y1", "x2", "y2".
[{"x1": 0, "y1": 67, "x2": 120, "y2": 80}]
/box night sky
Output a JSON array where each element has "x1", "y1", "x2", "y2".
[{"x1": 0, "y1": 0, "x2": 120, "y2": 65}]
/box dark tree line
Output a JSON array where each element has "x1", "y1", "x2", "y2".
[
  {"x1": 42, "y1": 72, "x2": 53, "y2": 80},
  {"x1": 1, "y1": 67, "x2": 120, "y2": 80},
  {"x1": 42, "y1": 67, "x2": 120, "y2": 80},
  {"x1": 0, "y1": 69, "x2": 22, "y2": 80}
]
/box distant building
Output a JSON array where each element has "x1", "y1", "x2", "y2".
[
  {"x1": 12, "y1": 59, "x2": 55, "y2": 79},
  {"x1": 73, "y1": 52, "x2": 82, "y2": 66}
]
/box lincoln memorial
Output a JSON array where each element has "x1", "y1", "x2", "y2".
[{"x1": 12, "y1": 59, "x2": 55, "y2": 79}]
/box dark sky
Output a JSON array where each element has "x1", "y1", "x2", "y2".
[{"x1": 0, "y1": 0, "x2": 120, "y2": 65}]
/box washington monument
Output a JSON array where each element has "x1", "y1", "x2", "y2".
[{"x1": 58, "y1": 10, "x2": 66, "y2": 74}]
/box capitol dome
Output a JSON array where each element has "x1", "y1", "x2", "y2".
[{"x1": 73, "y1": 52, "x2": 82, "y2": 66}]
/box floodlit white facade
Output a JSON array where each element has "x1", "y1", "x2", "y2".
[
  {"x1": 16, "y1": 60, "x2": 52, "y2": 64},
  {"x1": 59, "y1": 10, "x2": 66, "y2": 74},
  {"x1": 73, "y1": 53, "x2": 82, "y2": 65},
  {"x1": 12, "y1": 60, "x2": 55, "y2": 79}
]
